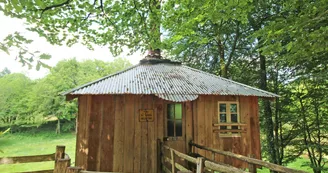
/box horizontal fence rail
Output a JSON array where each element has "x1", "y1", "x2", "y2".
[
  {"x1": 190, "y1": 142, "x2": 309, "y2": 173},
  {"x1": 162, "y1": 144, "x2": 248, "y2": 173},
  {"x1": 0, "y1": 153, "x2": 55, "y2": 165},
  {"x1": 0, "y1": 145, "x2": 70, "y2": 173}
]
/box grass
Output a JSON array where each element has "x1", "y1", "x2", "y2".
[
  {"x1": 0, "y1": 131, "x2": 76, "y2": 173},
  {"x1": 257, "y1": 158, "x2": 313, "y2": 173},
  {"x1": 0, "y1": 130, "x2": 314, "y2": 173}
]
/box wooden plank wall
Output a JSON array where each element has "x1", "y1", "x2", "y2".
[
  {"x1": 75, "y1": 95, "x2": 165, "y2": 173},
  {"x1": 75, "y1": 94, "x2": 261, "y2": 172},
  {"x1": 193, "y1": 95, "x2": 261, "y2": 168}
]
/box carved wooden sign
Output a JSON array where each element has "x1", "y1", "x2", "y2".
[{"x1": 139, "y1": 109, "x2": 154, "y2": 122}]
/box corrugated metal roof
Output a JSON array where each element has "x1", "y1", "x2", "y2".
[{"x1": 62, "y1": 60, "x2": 279, "y2": 102}]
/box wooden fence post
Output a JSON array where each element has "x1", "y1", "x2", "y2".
[
  {"x1": 196, "y1": 157, "x2": 205, "y2": 173},
  {"x1": 157, "y1": 139, "x2": 162, "y2": 173},
  {"x1": 211, "y1": 152, "x2": 215, "y2": 173},
  {"x1": 55, "y1": 145, "x2": 66, "y2": 160},
  {"x1": 248, "y1": 155, "x2": 257, "y2": 173},
  {"x1": 66, "y1": 166, "x2": 82, "y2": 173},
  {"x1": 170, "y1": 149, "x2": 176, "y2": 173},
  {"x1": 54, "y1": 158, "x2": 71, "y2": 173}
]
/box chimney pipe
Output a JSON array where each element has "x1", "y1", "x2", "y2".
[{"x1": 145, "y1": 49, "x2": 161, "y2": 59}]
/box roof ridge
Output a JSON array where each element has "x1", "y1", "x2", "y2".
[
  {"x1": 60, "y1": 64, "x2": 140, "y2": 95},
  {"x1": 182, "y1": 65, "x2": 280, "y2": 97}
]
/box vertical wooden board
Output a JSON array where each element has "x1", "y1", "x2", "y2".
[
  {"x1": 239, "y1": 96, "x2": 250, "y2": 168},
  {"x1": 185, "y1": 101, "x2": 193, "y2": 154},
  {"x1": 212, "y1": 96, "x2": 221, "y2": 163},
  {"x1": 204, "y1": 96, "x2": 213, "y2": 159},
  {"x1": 99, "y1": 95, "x2": 115, "y2": 171},
  {"x1": 192, "y1": 100, "x2": 198, "y2": 153},
  {"x1": 76, "y1": 96, "x2": 87, "y2": 168},
  {"x1": 155, "y1": 97, "x2": 164, "y2": 172},
  {"x1": 96, "y1": 96, "x2": 105, "y2": 170},
  {"x1": 133, "y1": 95, "x2": 142, "y2": 173},
  {"x1": 123, "y1": 95, "x2": 135, "y2": 172},
  {"x1": 196, "y1": 95, "x2": 206, "y2": 156},
  {"x1": 156, "y1": 98, "x2": 164, "y2": 141},
  {"x1": 81, "y1": 95, "x2": 91, "y2": 169},
  {"x1": 250, "y1": 97, "x2": 261, "y2": 160},
  {"x1": 113, "y1": 95, "x2": 125, "y2": 172},
  {"x1": 232, "y1": 137, "x2": 243, "y2": 168},
  {"x1": 223, "y1": 138, "x2": 233, "y2": 165},
  {"x1": 146, "y1": 95, "x2": 156, "y2": 173},
  {"x1": 140, "y1": 95, "x2": 148, "y2": 173},
  {"x1": 87, "y1": 96, "x2": 102, "y2": 171}
]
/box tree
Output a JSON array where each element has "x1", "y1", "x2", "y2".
[
  {"x1": 0, "y1": 73, "x2": 35, "y2": 127},
  {"x1": 0, "y1": 67, "x2": 11, "y2": 77},
  {"x1": 27, "y1": 58, "x2": 132, "y2": 133},
  {"x1": 256, "y1": 0, "x2": 328, "y2": 171},
  {"x1": 0, "y1": 31, "x2": 51, "y2": 69},
  {"x1": 0, "y1": 0, "x2": 162, "y2": 56},
  {"x1": 162, "y1": 0, "x2": 253, "y2": 78}
]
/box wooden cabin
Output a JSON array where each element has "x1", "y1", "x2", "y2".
[{"x1": 63, "y1": 58, "x2": 278, "y2": 173}]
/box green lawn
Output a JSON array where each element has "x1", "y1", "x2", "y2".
[
  {"x1": 0, "y1": 130, "x2": 313, "y2": 173},
  {"x1": 257, "y1": 158, "x2": 313, "y2": 173},
  {"x1": 0, "y1": 131, "x2": 76, "y2": 173}
]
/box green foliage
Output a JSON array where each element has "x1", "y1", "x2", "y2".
[
  {"x1": 162, "y1": 0, "x2": 254, "y2": 77},
  {"x1": 0, "y1": 58, "x2": 132, "y2": 131},
  {"x1": 256, "y1": 0, "x2": 328, "y2": 73},
  {"x1": 0, "y1": 32, "x2": 51, "y2": 70},
  {"x1": 1, "y1": 0, "x2": 327, "y2": 171},
  {"x1": 0, "y1": 0, "x2": 163, "y2": 55}
]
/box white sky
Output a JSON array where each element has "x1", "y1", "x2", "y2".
[{"x1": 0, "y1": 13, "x2": 143, "y2": 80}]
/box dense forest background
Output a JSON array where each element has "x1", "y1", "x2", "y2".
[
  {"x1": 0, "y1": 0, "x2": 327, "y2": 172},
  {"x1": 0, "y1": 58, "x2": 131, "y2": 133}
]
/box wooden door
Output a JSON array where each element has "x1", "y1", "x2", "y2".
[{"x1": 163, "y1": 103, "x2": 186, "y2": 166}]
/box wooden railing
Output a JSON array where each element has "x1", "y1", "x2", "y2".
[
  {"x1": 0, "y1": 145, "x2": 73, "y2": 173},
  {"x1": 161, "y1": 143, "x2": 248, "y2": 173},
  {"x1": 190, "y1": 142, "x2": 309, "y2": 173},
  {"x1": 0, "y1": 151, "x2": 56, "y2": 173}
]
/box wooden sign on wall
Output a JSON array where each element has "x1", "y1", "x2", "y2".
[{"x1": 139, "y1": 109, "x2": 154, "y2": 122}]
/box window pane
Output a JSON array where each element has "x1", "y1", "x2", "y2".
[
  {"x1": 220, "y1": 114, "x2": 227, "y2": 123},
  {"x1": 231, "y1": 114, "x2": 238, "y2": 123},
  {"x1": 167, "y1": 120, "x2": 174, "y2": 136},
  {"x1": 176, "y1": 120, "x2": 182, "y2": 136},
  {"x1": 167, "y1": 104, "x2": 174, "y2": 119},
  {"x1": 232, "y1": 126, "x2": 238, "y2": 130},
  {"x1": 220, "y1": 126, "x2": 227, "y2": 130},
  {"x1": 219, "y1": 104, "x2": 226, "y2": 112},
  {"x1": 175, "y1": 104, "x2": 182, "y2": 120},
  {"x1": 230, "y1": 104, "x2": 237, "y2": 113}
]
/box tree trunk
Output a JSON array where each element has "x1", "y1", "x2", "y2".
[
  {"x1": 56, "y1": 119, "x2": 61, "y2": 134},
  {"x1": 146, "y1": 0, "x2": 161, "y2": 59},
  {"x1": 259, "y1": 53, "x2": 277, "y2": 165}
]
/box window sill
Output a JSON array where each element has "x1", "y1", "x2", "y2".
[
  {"x1": 218, "y1": 134, "x2": 242, "y2": 138},
  {"x1": 164, "y1": 137, "x2": 184, "y2": 141}
]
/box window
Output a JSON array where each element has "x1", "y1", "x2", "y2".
[
  {"x1": 218, "y1": 102, "x2": 240, "y2": 136},
  {"x1": 167, "y1": 103, "x2": 182, "y2": 137}
]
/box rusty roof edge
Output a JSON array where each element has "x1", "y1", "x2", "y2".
[
  {"x1": 182, "y1": 65, "x2": 280, "y2": 98},
  {"x1": 60, "y1": 64, "x2": 140, "y2": 96}
]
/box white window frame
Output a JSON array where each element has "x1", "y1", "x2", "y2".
[{"x1": 217, "y1": 101, "x2": 241, "y2": 137}]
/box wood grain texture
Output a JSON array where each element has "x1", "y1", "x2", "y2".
[
  {"x1": 113, "y1": 95, "x2": 124, "y2": 172},
  {"x1": 133, "y1": 95, "x2": 142, "y2": 173},
  {"x1": 123, "y1": 95, "x2": 135, "y2": 172},
  {"x1": 0, "y1": 153, "x2": 55, "y2": 165},
  {"x1": 196, "y1": 96, "x2": 205, "y2": 157},
  {"x1": 87, "y1": 96, "x2": 101, "y2": 171},
  {"x1": 140, "y1": 95, "x2": 149, "y2": 173},
  {"x1": 100, "y1": 95, "x2": 115, "y2": 171}
]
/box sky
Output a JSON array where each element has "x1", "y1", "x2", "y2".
[{"x1": 0, "y1": 13, "x2": 143, "y2": 80}]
